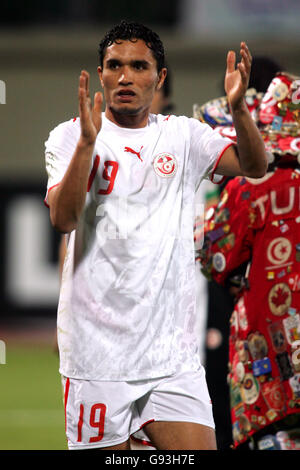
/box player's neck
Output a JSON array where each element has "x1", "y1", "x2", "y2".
[{"x1": 104, "y1": 107, "x2": 150, "y2": 129}]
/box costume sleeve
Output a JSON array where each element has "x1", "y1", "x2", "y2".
[
  {"x1": 199, "y1": 178, "x2": 255, "y2": 286},
  {"x1": 188, "y1": 117, "x2": 235, "y2": 189},
  {"x1": 44, "y1": 118, "x2": 80, "y2": 207}
]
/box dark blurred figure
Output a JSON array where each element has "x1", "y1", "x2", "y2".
[
  {"x1": 248, "y1": 56, "x2": 284, "y2": 92},
  {"x1": 204, "y1": 56, "x2": 283, "y2": 450}
]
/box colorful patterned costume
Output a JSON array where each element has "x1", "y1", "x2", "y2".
[{"x1": 197, "y1": 73, "x2": 300, "y2": 449}]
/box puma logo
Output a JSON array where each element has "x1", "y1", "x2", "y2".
[{"x1": 124, "y1": 145, "x2": 144, "y2": 162}]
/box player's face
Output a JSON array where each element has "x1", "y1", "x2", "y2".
[{"x1": 98, "y1": 39, "x2": 166, "y2": 124}]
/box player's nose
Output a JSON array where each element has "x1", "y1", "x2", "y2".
[{"x1": 118, "y1": 66, "x2": 133, "y2": 85}]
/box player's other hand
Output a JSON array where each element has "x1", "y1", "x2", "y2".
[
  {"x1": 78, "y1": 70, "x2": 103, "y2": 146},
  {"x1": 224, "y1": 42, "x2": 252, "y2": 111}
]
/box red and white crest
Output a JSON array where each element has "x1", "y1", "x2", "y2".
[{"x1": 153, "y1": 153, "x2": 177, "y2": 178}]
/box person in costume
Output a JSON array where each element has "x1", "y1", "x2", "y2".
[{"x1": 197, "y1": 72, "x2": 300, "y2": 450}]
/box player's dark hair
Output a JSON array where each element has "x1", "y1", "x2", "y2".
[{"x1": 98, "y1": 20, "x2": 165, "y2": 72}]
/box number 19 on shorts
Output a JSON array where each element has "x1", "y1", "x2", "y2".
[{"x1": 77, "y1": 403, "x2": 107, "y2": 443}]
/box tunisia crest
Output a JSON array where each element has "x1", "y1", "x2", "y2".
[{"x1": 153, "y1": 153, "x2": 177, "y2": 178}]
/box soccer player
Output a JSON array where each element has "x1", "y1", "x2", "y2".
[
  {"x1": 44, "y1": 20, "x2": 267, "y2": 450},
  {"x1": 57, "y1": 67, "x2": 174, "y2": 282}
]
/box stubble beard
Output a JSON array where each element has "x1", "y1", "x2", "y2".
[{"x1": 109, "y1": 104, "x2": 144, "y2": 116}]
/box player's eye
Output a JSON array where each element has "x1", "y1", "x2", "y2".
[
  {"x1": 107, "y1": 60, "x2": 120, "y2": 70},
  {"x1": 133, "y1": 61, "x2": 147, "y2": 70}
]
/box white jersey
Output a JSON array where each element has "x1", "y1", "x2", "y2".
[{"x1": 44, "y1": 113, "x2": 232, "y2": 381}]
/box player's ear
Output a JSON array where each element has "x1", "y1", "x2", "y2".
[
  {"x1": 97, "y1": 66, "x2": 104, "y2": 88},
  {"x1": 156, "y1": 68, "x2": 167, "y2": 91}
]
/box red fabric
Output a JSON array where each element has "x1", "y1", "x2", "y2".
[{"x1": 201, "y1": 168, "x2": 300, "y2": 447}]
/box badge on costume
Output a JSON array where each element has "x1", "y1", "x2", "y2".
[
  {"x1": 215, "y1": 207, "x2": 230, "y2": 223},
  {"x1": 232, "y1": 353, "x2": 245, "y2": 383},
  {"x1": 268, "y1": 321, "x2": 288, "y2": 354},
  {"x1": 230, "y1": 381, "x2": 244, "y2": 408},
  {"x1": 238, "y1": 414, "x2": 252, "y2": 433},
  {"x1": 236, "y1": 297, "x2": 248, "y2": 331},
  {"x1": 240, "y1": 373, "x2": 260, "y2": 405},
  {"x1": 248, "y1": 332, "x2": 268, "y2": 360},
  {"x1": 212, "y1": 252, "x2": 226, "y2": 272},
  {"x1": 288, "y1": 274, "x2": 300, "y2": 292},
  {"x1": 282, "y1": 314, "x2": 300, "y2": 345},
  {"x1": 235, "y1": 339, "x2": 250, "y2": 363},
  {"x1": 253, "y1": 358, "x2": 272, "y2": 377},
  {"x1": 267, "y1": 237, "x2": 292, "y2": 266},
  {"x1": 289, "y1": 373, "x2": 300, "y2": 399},
  {"x1": 261, "y1": 377, "x2": 285, "y2": 412},
  {"x1": 291, "y1": 341, "x2": 300, "y2": 372},
  {"x1": 268, "y1": 283, "x2": 292, "y2": 316}
]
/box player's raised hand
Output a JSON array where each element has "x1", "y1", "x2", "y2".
[
  {"x1": 78, "y1": 70, "x2": 103, "y2": 145},
  {"x1": 224, "y1": 42, "x2": 252, "y2": 111}
]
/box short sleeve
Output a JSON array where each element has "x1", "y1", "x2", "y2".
[
  {"x1": 44, "y1": 118, "x2": 80, "y2": 206},
  {"x1": 188, "y1": 118, "x2": 235, "y2": 189}
]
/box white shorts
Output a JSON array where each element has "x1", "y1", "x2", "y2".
[{"x1": 62, "y1": 366, "x2": 215, "y2": 450}]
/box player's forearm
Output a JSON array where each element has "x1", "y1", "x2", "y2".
[
  {"x1": 232, "y1": 101, "x2": 268, "y2": 178},
  {"x1": 50, "y1": 139, "x2": 95, "y2": 233}
]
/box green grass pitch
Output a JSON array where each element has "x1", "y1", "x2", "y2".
[{"x1": 0, "y1": 342, "x2": 67, "y2": 450}]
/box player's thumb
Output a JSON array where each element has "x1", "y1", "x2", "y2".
[{"x1": 226, "y1": 50, "x2": 236, "y2": 73}]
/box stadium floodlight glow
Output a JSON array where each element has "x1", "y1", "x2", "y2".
[
  {"x1": 0, "y1": 80, "x2": 6, "y2": 104},
  {"x1": 0, "y1": 340, "x2": 6, "y2": 364}
]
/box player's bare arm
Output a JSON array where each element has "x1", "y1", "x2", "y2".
[
  {"x1": 49, "y1": 71, "x2": 103, "y2": 233},
  {"x1": 216, "y1": 42, "x2": 268, "y2": 178}
]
